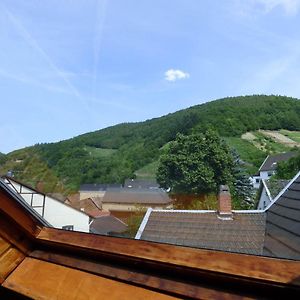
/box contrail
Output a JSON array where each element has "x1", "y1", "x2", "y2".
[
  {"x1": 93, "y1": 0, "x2": 108, "y2": 97},
  {"x1": 4, "y1": 7, "x2": 82, "y2": 100}
]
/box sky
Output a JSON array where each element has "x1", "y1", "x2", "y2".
[{"x1": 1, "y1": 0, "x2": 300, "y2": 153}]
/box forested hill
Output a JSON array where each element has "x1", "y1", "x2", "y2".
[{"x1": 1, "y1": 95, "x2": 300, "y2": 192}]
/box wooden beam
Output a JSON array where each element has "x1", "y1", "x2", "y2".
[
  {"x1": 30, "y1": 250, "x2": 250, "y2": 299},
  {"x1": 37, "y1": 227, "x2": 300, "y2": 288},
  {"x1": 0, "y1": 190, "x2": 43, "y2": 237},
  {"x1": 3, "y1": 258, "x2": 178, "y2": 300},
  {"x1": 0, "y1": 248, "x2": 25, "y2": 283}
]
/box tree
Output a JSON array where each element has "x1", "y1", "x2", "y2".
[
  {"x1": 275, "y1": 151, "x2": 300, "y2": 179},
  {"x1": 231, "y1": 150, "x2": 254, "y2": 209},
  {"x1": 156, "y1": 130, "x2": 235, "y2": 195}
]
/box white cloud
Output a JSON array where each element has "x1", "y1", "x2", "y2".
[
  {"x1": 237, "y1": 0, "x2": 300, "y2": 16},
  {"x1": 165, "y1": 69, "x2": 190, "y2": 82},
  {"x1": 255, "y1": 0, "x2": 300, "y2": 15}
]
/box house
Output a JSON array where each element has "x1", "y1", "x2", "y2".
[
  {"x1": 124, "y1": 178, "x2": 159, "y2": 189},
  {"x1": 251, "y1": 152, "x2": 297, "y2": 188},
  {"x1": 79, "y1": 183, "x2": 122, "y2": 200},
  {"x1": 0, "y1": 177, "x2": 299, "y2": 298},
  {"x1": 3, "y1": 176, "x2": 91, "y2": 232},
  {"x1": 69, "y1": 196, "x2": 104, "y2": 217},
  {"x1": 102, "y1": 187, "x2": 172, "y2": 212},
  {"x1": 136, "y1": 172, "x2": 300, "y2": 260},
  {"x1": 257, "y1": 179, "x2": 290, "y2": 210},
  {"x1": 90, "y1": 214, "x2": 128, "y2": 236}
]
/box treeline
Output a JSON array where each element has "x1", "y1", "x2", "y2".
[{"x1": 3, "y1": 95, "x2": 300, "y2": 190}]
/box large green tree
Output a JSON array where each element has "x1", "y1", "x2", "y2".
[{"x1": 156, "y1": 130, "x2": 235, "y2": 195}]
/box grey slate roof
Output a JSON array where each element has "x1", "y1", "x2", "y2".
[
  {"x1": 102, "y1": 188, "x2": 172, "y2": 205},
  {"x1": 140, "y1": 211, "x2": 266, "y2": 255},
  {"x1": 90, "y1": 215, "x2": 128, "y2": 236},
  {"x1": 138, "y1": 171, "x2": 300, "y2": 259},
  {"x1": 80, "y1": 183, "x2": 122, "y2": 192},
  {"x1": 259, "y1": 152, "x2": 297, "y2": 172},
  {"x1": 264, "y1": 173, "x2": 300, "y2": 260},
  {"x1": 124, "y1": 179, "x2": 159, "y2": 189}
]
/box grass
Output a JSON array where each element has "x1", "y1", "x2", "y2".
[
  {"x1": 135, "y1": 160, "x2": 159, "y2": 179},
  {"x1": 280, "y1": 129, "x2": 300, "y2": 143},
  {"x1": 253, "y1": 132, "x2": 291, "y2": 153},
  {"x1": 84, "y1": 146, "x2": 117, "y2": 158},
  {"x1": 224, "y1": 137, "x2": 266, "y2": 173}
]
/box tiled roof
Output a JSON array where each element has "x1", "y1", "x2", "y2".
[
  {"x1": 138, "y1": 171, "x2": 300, "y2": 260},
  {"x1": 124, "y1": 179, "x2": 159, "y2": 189},
  {"x1": 260, "y1": 152, "x2": 297, "y2": 172},
  {"x1": 139, "y1": 211, "x2": 266, "y2": 255},
  {"x1": 264, "y1": 172, "x2": 300, "y2": 260},
  {"x1": 80, "y1": 183, "x2": 122, "y2": 192},
  {"x1": 90, "y1": 215, "x2": 128, "y2": 235},
  {"x1": 102, "y1": 188, "x2": 172, "y2": 205}
]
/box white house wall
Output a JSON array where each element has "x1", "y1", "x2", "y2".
[
  {"x1": 43, "y1": 195, "x2": 90, "y2": 232},
  {"x1": 6, "y1": 180, "x2": 90, "y2": 233},
  {"x1": 257, "y1": 186, "x2": 272, "y2": 210}
]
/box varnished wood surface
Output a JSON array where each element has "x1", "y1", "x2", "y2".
[
  {"x1": 0, "y1": 190, "x2": 42, "y2": 237},
  {"x1": 0, "y1": 237, "x2": 25, "y2": 283},
  {"x1": 1, "y1": 179, "x2": 300, "y2": 299},
  {"x1": 30, "y1": 250, "x2": 250, "y2": 300},
  {"x1": 37, "y1": 227, "x2": 300, "y2": 287},
  {"x1": 3, "y1": 258, "x2": 178, "y2": 300},
  {"x1": 0, "y1": 212, "x2": 33, "y2": 254}
]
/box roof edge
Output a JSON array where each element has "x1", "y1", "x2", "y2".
[
  {"x1": 0, "y1": 178, "x2": 51, "y2": 227},
  {"x1": 262, "y1": 179, "x2": 272, "y2": 201},
  {"x1": 135, "y1": 208, "x2": 152, "y2": 239},
  {"x1": 5, "y1": 177, "x2": 93, "y2": 219},
  {"x1": 259, "y1": 155, "x2": 269, "y2": 172},
  {"x1": 264, "y1": 170, "x2": 300, "y2": 212}
]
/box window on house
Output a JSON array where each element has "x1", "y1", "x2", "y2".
[{"x1": 62, "y1": 225, "x2": 74, "y2": 231}]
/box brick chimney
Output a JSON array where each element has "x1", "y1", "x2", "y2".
[{"x1": 217, "y1": 185, "x2": 232, "y2": 220}]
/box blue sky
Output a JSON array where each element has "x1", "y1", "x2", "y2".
[{"x1": 1, "y1": 0, "x2": 300, "y2": 153}]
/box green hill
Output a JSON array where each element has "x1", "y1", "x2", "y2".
[{"x1": 1, "y1": 95, "x2": 300, "y2": 192}]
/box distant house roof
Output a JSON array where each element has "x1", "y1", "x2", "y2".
[
  {"x1": 259, "y1": 152, "x2": 297, "y2": 172},
  {"x1": 80, "y1": 183, "x2": 122, "y2": 192},
  {"x1": 137, "y1": 171, "x2": 300, "y2": 260},
  {"x1": 1, "y1": 177, "x2": 299, "y2": 299},
  {"x1": 264, "y1": 171, "x2": 300, "y2": 260},
  {"x1": 137, "y1": 210, "x2": 266, "y2": 255},
  {"x1": 90, "y1": 215, "x2": 128, "y2": 235},
  {"x1": 124, "y1": 179, "x2": 159, "y2": 189},
  {"x1": 103, "y1": 188, "x2": 172, "y2": 205},
  {"x1": 70, "y1": 196, "x2": 104, "y2": 217}
]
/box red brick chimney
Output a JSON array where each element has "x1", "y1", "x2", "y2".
[{"x1": 218, "y1": 185, "x2": 232, "y2": 219}]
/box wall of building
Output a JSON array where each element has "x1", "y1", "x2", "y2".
[
  {"x1": 43, "y1": 196, "x2": 90, "y2": 232},
  {"x1": 7, "y1": 180, "x2": 90, "y2": 232},
  {"x1": 257, "y1": 186, "x2": 272, "y2": 210},
  {"x1": 79, "y1": 191, "x2": 105, "y2": 200},
  {"x1": 102, "y1": 203, "x2": 172, "y2": 212}
]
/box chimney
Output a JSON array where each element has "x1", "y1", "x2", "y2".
[{"x1": 217, "y1": 185, "x2": 232, "y2": 220}]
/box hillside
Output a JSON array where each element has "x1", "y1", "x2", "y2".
[{"x1": 1, "y1": 95, "x2": 300, "y2": 192}]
